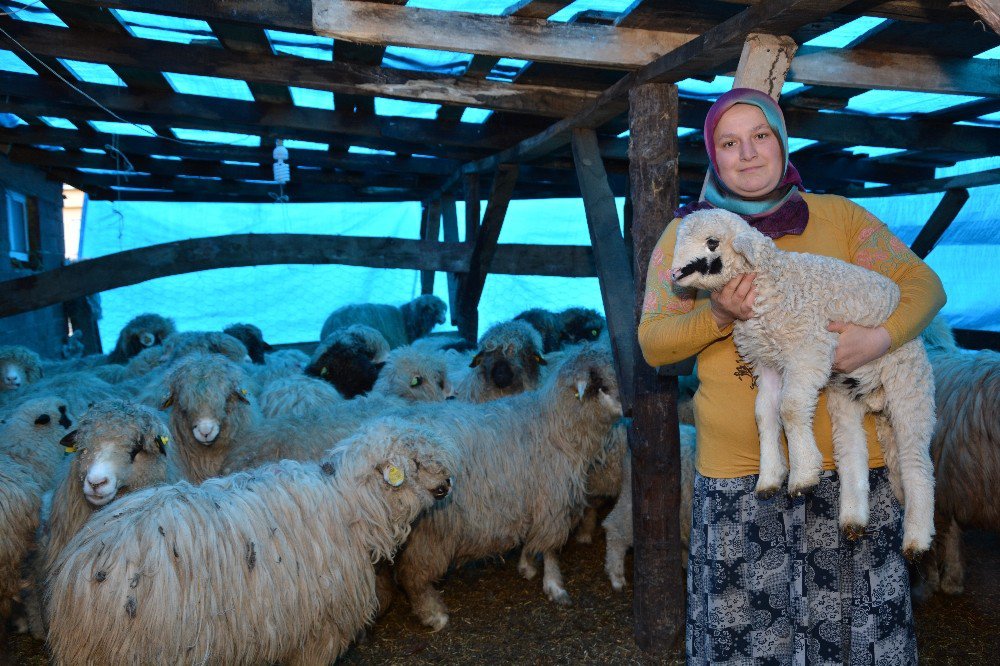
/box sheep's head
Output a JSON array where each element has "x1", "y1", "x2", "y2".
[
  {"x1": 547, "y1": 344, "x2": 621, "y2": 422},
  {"x1": 306, "y1": 324, "x2": 389, "y2": 398},
  {"x1": 373, "y1": 347, "x2": 455, "y2": 402},
  {"x1": 161, "y1": 352, "x2": 253, "y2": 445},
  {"x1": 0, "y1": 345, "x2": 43, "y2": 390},
  {"x1": 61, "y1": 400, "x2": 169, "y2": 507},
  {"x1": 670, "y1": 208, "x2": 774, "y2": 291},
  {"x1": 470, "y1": 320, "x2": 547, "y2": 397},
  {"x1": 402, "y1": 294, "x2": 448, "y2": 341},
  {"x1": 113, "y1": 313, "x2": 176, "y2": 361},
  {"x1": 223, "y1": 323, "x2": 273, "y2": 365},
  {"x1": 558, "y1": 307, "x2": 605, "y2": 347},
  {"x1": 513, "y1": 308, "x2": 562, "y2": 353},
  {"x1": 159, "y1": 331, "x2": 250, "y2": 367},
  {"x1": 4, "y1": 396, "x2": 74, "y2": 440}
]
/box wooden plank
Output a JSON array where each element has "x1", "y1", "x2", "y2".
[
  {"x1": 837, "y1": 168, "x2": 1000, "y2": 197},
  {"x1": 420, "y1": 198, "x2": 443, "y2": 294},
  {"x1": 571, "y1": 128, "x2": 635, "y2": 410},
  {"x1": 312, "y1": 0, "x2": 694, "y2": 70},
  {"x1": 456, "y1": 165, "x2": 519, "y2": 343},
  {"x1": 733, "y1": 33, "x2": 798, "y2": 100},
  {"x1": 464, "y1": 173, "x2": 481, "y2": 245},
  {"x1": 967, "y1": 0, "x2": 1000, "y2": 35},
  {"x1": 909, "y1": 188, "x2": 969, "y2": 259},
  {"x1": 626, "y1": 80, "x2": 684, "y2": 654},
  {"x1": 441, "y1": 195, "x2": 460, "y2": 324}
]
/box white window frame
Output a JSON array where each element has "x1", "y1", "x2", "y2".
[{"x1": 6, "y1": 190, "x2": 29, "y2": 261}]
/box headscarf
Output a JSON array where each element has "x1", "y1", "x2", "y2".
[{"x1": 676, "y1": 88, "x2": 809, "y2": 239}]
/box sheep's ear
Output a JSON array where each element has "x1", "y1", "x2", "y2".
[
  {"x1": 154, "y1": 434, "x2": 169, "y2": 455},
  {"x1": 731, "y1": 231, "x2": 767, "y2": 267},
  {"x1": 262, "y1": 341, "x2": 274, "y2": 352},
  {"x1": 382, "y1": 463, "x2": 406, "y2": 487},
  {"x1": 60, "y1": 430, "x2": 78, "y2": 453},
  {"x1": 160, "y1": 392, "x2": 174, "y2": 410},
  {"x1": 469, "y1": 352, "x2": 484, "y2": 368},
  {"x1": 534, "y1": 353, "x2": 547, "y2": 366},
  {"x1": 233, "y1": 387, "x2": 251, "y2": 404}
]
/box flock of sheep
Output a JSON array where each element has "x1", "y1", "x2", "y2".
[{"x1": 0, "y1": 278, "x2": 995, "y2": 663}]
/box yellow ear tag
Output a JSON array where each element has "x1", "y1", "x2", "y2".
[
  {"x1": 63, "y1": 445, "x2": 77, "y2": 454},
  {"x1": 158, "y1": 435, "x2": 169, "y2": 448},
  {"x1": 385, "y1": 464, "x2": 405, "y2": 487},
  {"x1": 240, "y1": 388, "x2": 248, "y2": 396}
]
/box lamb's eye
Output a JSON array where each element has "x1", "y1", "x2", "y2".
[
  {"x1": 410, "y1": 376, "x2": 423, "y2": 387},
  {"x1": 707, "y1": 238, "x2": 720, "y2": 251}
]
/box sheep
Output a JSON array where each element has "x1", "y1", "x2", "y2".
[
  {"x1": 558, "y1": 307, "x2": 606, "y2": 347},
  {"x1": 45, "y1": 419, "x2": 455, "y2": 666},
  {"x1": 223, "y1": 323, "x2": 273, "y2": 365},
  {"x1": 670, "y1": 208, "x2": 936, "y2": 557},
  {"x1": 373, "y1": 345, "x2": 455, "y2": 402},
  {"x1": 0, "y1": 344, "x2": 43, "y2": 393},
  {"x1": 158, "y1": 330, "x2": 249, "y2": 366},
  {"x1": 911, "y1": 319, "x2": 1000, "y2": 598},
  {"x1": 249, "y1": 347, "x2": 311, "y2": 389},
  {"x1": 392, "y1": 344, "x2": 622, "y2": 630},
  {"x1": 0, "y1": 396, "x2": 76, "y2": 485},
  {"x1": 603, "y1": 424, "x2": 697, "y2": 591},
  {"x1": 160, "y1": 352, "x2": 260, "y2": 483},
  {"x1": 514, "y1": 308, "x2": 562, "y2": 353},
  {"x1": 106, "y1": 313, "x2": 176, "y2": 364},
  {"x1": 456, "y1": 319, "x2": 547, "y2": 403},
  {"x1": 257, "y1": 374, "x2": 344, "y2": 419},
  {"x1": 306, "y1": 324, "x2": 390, "y2": 398},
  {"x1": 320, "y1": 294, "x2": 448, "y2": 348},
  {"x1": 3, "y1": 371, "x2": 128, "y2": 421}
]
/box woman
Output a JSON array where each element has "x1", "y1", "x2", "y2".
[{"x1": 638, "y1": 88, "x2": 945, "y2": 665}]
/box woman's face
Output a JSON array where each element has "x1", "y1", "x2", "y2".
[{"x1": 712, "y1": 103, "x2": 784, "y2": 199}]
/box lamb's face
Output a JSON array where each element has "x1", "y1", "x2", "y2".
[
  {"x1": 377, "y1": 352, "x2": 454, "y2": 402},
  {"x1": 1, "y1": 360, "x2": 27, "y2": 390},
  {"x1": 670, "y1": 209, "x2": 769, "y2": 292},
  {"x1": 559, "y1": 308, "x2": 605, "y2": 346},
  {"x1": 65, "y1": 402, "x2": 169, "y2": 507},
  {"x1": 552, "y1": 345, "x2": 622, "y2": 421},
  {"x1": 163, "y1": 355, "x2": 251, "y2": 444},
  {"x1": 11, "y1": 397, "x2": 74, "y2": 440}
]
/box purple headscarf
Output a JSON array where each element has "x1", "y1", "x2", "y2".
[{"x1": 676, "y1": 88, "x2": 808, "y2": 239}]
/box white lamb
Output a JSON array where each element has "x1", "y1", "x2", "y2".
[
  {"x1": 45, "y1": 420, "x2": 455, "y2": 666},
  {"x1": 670, "y1": 208, "x2": 936, "y2": 557}
]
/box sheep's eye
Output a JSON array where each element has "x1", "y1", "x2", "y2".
[
  {"x1": 707, "y1": 238, "x2": 720, "y2": 252},
  {"x1": 129, "y1": 441, "x2": 143, "y2": 462},
  {"x1": 590, "y1": 329, "x2": 599, "y2": 338},
  {"x1": 410, "y1": 376, "x2": 423, "y2": 387}
]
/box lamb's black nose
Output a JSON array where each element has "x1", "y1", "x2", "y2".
[{"x1": 491, "y1": 360, "x2": 514, "y2": 389}]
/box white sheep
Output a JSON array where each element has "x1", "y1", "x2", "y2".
[
  {"x1": 159, "y1": 352, "x2": 260, "y2": 483},
  {"x1": 257, "y1": 374, "x2": 344, "y2": 419},
  {"x1": 320, "y1": 294, "x2": 447, "y2": 348},
  {"x1": 602, "y1": 424, "x2": 697, "y2": 591},
  {"x1": 3, "y1": 371, "x2": 129, "y2": 421},
  {"x1": 913, "y1": 318, "x2": 1000, "y2": 598},
  {"x1": 106, "y1": 313, "x2": 176, "y2": 364},
  {"x1": 0, "y1": 396, "x2": 76, "y2": 487},
  {"x1": 0, "y1": 344, "x2": 43, "y2": 394},
  {"x1": 670, "y1": 208, "x2": 936, "y2": 557},
  {"x1": 372, "y1": 345, "x2": 455, "y2": 402},
  {"x1": 456, "y1": 319, "x2": 547, "y2": 403},
  {"x1": 45, "y1": 419, "x2": 455, "y2": 666},
  {"x1": 392, "y1": 344, "x2": 622, "y2": 630}
]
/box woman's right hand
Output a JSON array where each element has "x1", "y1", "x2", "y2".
[{"x1": 710, "y1": 273, "x2": 757, "y2": 329}]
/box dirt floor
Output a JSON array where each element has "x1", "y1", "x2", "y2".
[{"x1": 6, "y1": 527, "x2": 998, "y2": 665}]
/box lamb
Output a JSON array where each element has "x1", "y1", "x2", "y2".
[
  {"x1": 670, "y1": 208, "x2": 936, "y2": 557},
  {"x1": 0, "y1": 344, "x2": 43, "y2": 393},
  {"x1": 373, "y1": 346, "x2": 455, "y2": 402},
  {"x1": 456, "y1": 319, "x2": 547, "y2": 402},
  {"x1": 223, "y1": 323, "x2": 273, "y2": 365},
  {"x1": 603, "y1": 424, "x2": 697, "y2": 591},
  {"x1": 393, "y1": 344, "x2": 622, "y2": 630},
  {"x1": 306, "y1": 324, "x2": 390, "y2": 398},
  {"x1": 106, "y1": 313, "x2": 176, "y2": 364},
  {"x1": 3, "y1": 371, "x2": 128, "y2": 421},
  {"x1": 557, "y1": 307, "x2": 605, "y2": 347},
  {"x1": 912, "y1": 318, "x2": 1000, "y2": 598},
  {"x1": 160, "y1": 352, "x2": 260, "y2": 483},
  {"x1": 0, "y1": 396, "x2": 76, "y2": 486},
  {"x1": 320, "y1": 294, "x2": 448, "y2": 348},
  {"x1": 514, "y1": 308, "x2": 562, "y2": 353},
  {"x1": 45, "y1": 419, "x2": 455, "y2": 666}
]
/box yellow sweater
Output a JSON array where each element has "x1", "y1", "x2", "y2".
[{"x1": 638, "y1": 193, "x2": 946, "y2": 478}]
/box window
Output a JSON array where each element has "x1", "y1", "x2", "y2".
[{"x1": 6, "y1": 190, "x2": 28, "y2": 261}]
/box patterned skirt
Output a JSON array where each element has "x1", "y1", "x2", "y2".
[{"x1": 686, "y1": 467, "x2": 917, "y2": 666}]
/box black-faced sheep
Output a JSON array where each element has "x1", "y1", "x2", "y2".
[
  {"x1": 45, "y1": 420, "x2": 455, "y2": 666},
  {"x1": 160, "y1": 352, "x2": 260, "y2": 483},
  {"x1": 671, "y1": 208, "x2": 936, "y2": 557},
  {"x1": 393, "y1": 344, "x2": 622, "y2": 630},
  {"x1": 106, "y1": 313, "x2": 176, "y2": 364},
  {"x1": 306, "y1": 324, "x2": 390, "y2": 398},
  {"x1": 558, "y1": 307, "x2": 606, "y2": 347},
  {"x1": 457, "y1": 319, "x2": 547, "y2": 403},
  {"x1": 320, "y1": 294, "x2": 447, "y2": 349},
  {"x1": 513, "y1": 308, "x2": 562, "y2": 353},
  {"x1": 223, "y1": 323, "x2": 274, "y2": 365}
]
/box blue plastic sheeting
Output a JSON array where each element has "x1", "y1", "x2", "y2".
[
  {"x1": 170, "y1": 128, "x2": 260, "y2": 146},
  {"x1": 38, "y1": 116, "x2": 76, "y2": 129},
  {"x1": 265, "y1": 30, "x2": 332, "y2": 61},
  {"x1": 0, "y1": 113, "x2": 26, "y2": 127},
  {"x1": 804, "y1": 17, "x2": 886, "y2": 48},
  {"x1": 383, "y1": 45, "x2": 471, "y2": 75},
  {"x1": 111, "y1": 9, "x2": 216, "y2": 45},
  {"x1": 58, "y1": 59, "x2": 126, "y2": 86},
  {"x1": 88, "y1": 121, "x2": 154, "y2": 136},
  {"x1": 162, "y1": 72, "x2": 254, "y2": 101},
  {"x1": 0, "y1": 49, "x2": 35, "y2": 74},
  {"x1": 375, "y1": 98, "x2": 441, "y2": 119},
  {"x1": 289, "y1": 87, "x2": 334, "y2": 110},
  {"x1": 3, "y1": 1, "x2": 66, "y2": 27}
]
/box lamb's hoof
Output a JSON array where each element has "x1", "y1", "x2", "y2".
[
  {"x1": 422, "y1": 611, "x2": 449, "y2": 632},
  {"x1": 787, "y1": 476, "x2": 819, "y2": 498},
  {"x1": 517, "y1": 560, "x2": 538, "y2": 581},
  {"x1": 841, "y1": 523, "x2": 866, "y2": 541},
  {"x1": 609, "y1": 574, "x2": 626, "y2": 592},
  {"x1": 575, "y1": 531, "x2": 594, "y2": 545},
  {"x1": 755, "y1": 486, "x2": 780, "y2": 500},
  {"x1": 902, "y1": 545, "x2": 927, "y2": 563},
  {"x1": 544, "y1": 584, "x2": 572, "y2": 606}
]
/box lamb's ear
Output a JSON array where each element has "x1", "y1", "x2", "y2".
[
  {"x1": 382, "y1": 462, "x2": 406, "y2": 487},
  {"x1": 730, "y1": 231, "x2": 769, "y2": 267},
  {"x1": 233, "y1": 387, "x2": 251, "y2": 404},
  {"x1": 469, "y1": 352, "x2": 484, "y2": 368},
  {"x1": 59, "y1": 430, "x2": 78, "y2": 453},
  {"x1": 160, "y1": 392, "x2": 174, "y2": 410},
  {"x1": 154, "y1": 433, "x2": 169, "y2": 455}
]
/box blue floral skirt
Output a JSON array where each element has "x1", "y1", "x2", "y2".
[{"x1": 686, "y1": 467, "x2": 917, "y2": 665}]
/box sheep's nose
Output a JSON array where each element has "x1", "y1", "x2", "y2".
[
  {"x1": 669, "y1": 268, "x2": 684, "y2": 282},
  {"x1": 491, "y1": 360, "x2": 514, "y2": 389},
  {"x1": 193, "y1": 420, "x2": 220, "y2": 443},
  {"x1": 86, "y1": 475, "x2": 108, "y2": 490}
]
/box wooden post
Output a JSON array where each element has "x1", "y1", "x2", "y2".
[
  {"x1": 420, "y1": 197, "x2": 442, "y2": 294},
  {"x1": 627, "y1": 82, "x2": 684, "y2": 653},
  {"x1": 441, "y1": 195, "x2": 460, "y2": 325},
  {"x1": 463, "y1": 172, "x2": 480, "y2": 245},
  {"x1": 455, "y1": 165, "x2": 518, "y2": 343},
  {"x1": 910, "y1": 188, "x2": 968, "y2": 259},
  {"x1": 571, "y1": 128, "x2": 635, "y2": 411}
]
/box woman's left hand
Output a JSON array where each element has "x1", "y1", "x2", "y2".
[{"x1": 827, "y1": 321, "x2": 892, "y2": 373}]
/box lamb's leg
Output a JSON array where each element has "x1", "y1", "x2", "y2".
[
  {"x1": 396, "y1": 540, "x2": 453, "y2": 631},
  {"x1": 541, "y1": 549, "x2": 572, "y2": 606},
  {"x1": 940, "y1": 518, "x2": 964, "y2": 595},
  {"x1": 602, "y1": 489, "x2": 632, "y2": 592},
  {"x1": 826, "y1": 386, "x2": 870, "y2": 539},
  {"x1": 517, "y1": 548, "x2": 538, "y2": 580},
  {"x1": 779, "y1": 362, "x2": 829, "y2": 497},
  {"x1": 575, "y1": 503, "x2": 600, "y2": 544},
  {"x1": 754, "y1": 365, "x2": 787, "y2": 498}
]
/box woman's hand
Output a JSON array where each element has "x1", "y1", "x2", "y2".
[
  {"x1": 827, "y1": 321, "x2": 891, "y2": 373},
  {"x1": 709, "y1": 273, "x2": 757, "y2": 329}
]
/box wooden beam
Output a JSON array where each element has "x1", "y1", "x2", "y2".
[
  {"x1": 463, "y1": 173, "x2": 481, "y2": 245},
  {"x1": 571, "y1": 128, "x2": 635, "y2": 410},
  {"x1": 909, "y1": 188, "x2": 969, "y2": 259},
  {"x1": 3, "y1": 20, "x2": 598, "y2": 118},
  {"x1": 312, "y1": 0, "x2": 694, "y2": 70},
  {"x1": 456, "y1": 165, "x2": 519, "y2": 343},
  {"x1": 958, "y1": 0, "x2": 1000, "y2": 34},
  {"x1": 441, "y1": 195, "x2": 460, "y2": 325},
  {"x1": 57, "y1": 0, "x2": 316, "y2": 32},
  {"x1": 626, "y1": 80, "x2": 684, "y2": 654},
  {"x1": 837, "y1": 168, "x2": 1000, "y2": 197},
  {"x1": 733, "y1": 33, "x2": 798, "y2": 100},
  {"x1": 420, "y1": 198, "x2": 443, "y2": 294}
]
